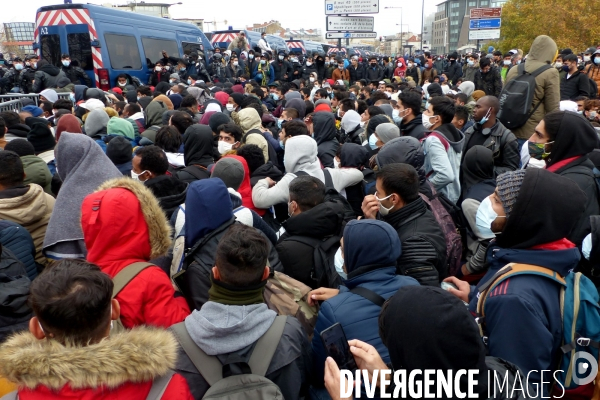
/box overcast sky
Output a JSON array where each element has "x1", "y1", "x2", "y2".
[{"x1": 1, "y1": 0, "x2": 438, "y2": 37}]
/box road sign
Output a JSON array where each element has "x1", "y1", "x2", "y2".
[
  {"x1": 470, "y1": 7, "x2": 502, "y2": 19},
  {"x1": 469, "y1": 18, "x2": 502, "y2": 29},
  {"x1": 325, "y1": 0, "x2": 379, "y2": 15},
  {"x1": 326, "y1": 32, "x2": 377, "y2": 39},
  {"x1": 469, "y1": 29, "x2": 500, "y2": 40},
  {"x1": 326, "y1": 16, "x2": 375, "y2": 32}
]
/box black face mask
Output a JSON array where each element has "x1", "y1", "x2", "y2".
[{"x1": 371, "y1": 63, "x2": 377, "y2": 67}]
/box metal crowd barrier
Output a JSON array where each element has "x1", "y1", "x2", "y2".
[
  {"x1": 0, "y1": 99, "x2": 24, "y2": 113},
  {"x1": 0, "y1": 93, "x2": 72, "y2": 107}
]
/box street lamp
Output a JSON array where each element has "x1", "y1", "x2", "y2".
[
  {"x1": 395, "y1": 23, "x2": 409, "y2": 56},
  {"x1": 385, "y1": 7, "x2": 402, "y2": 56}
]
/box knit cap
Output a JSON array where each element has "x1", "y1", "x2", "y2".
[
  {"x1": 211, "y1": 157, "x2": 245, "y2": 191},
  {"x1": 40, "y1": 89, "x2": 58, "y2": 103},
  {"x1": 472, "y1": 90, "x2": 486, "y2": 102},
  {"x1": 496, "y1": 169, "x2": 526, "y2": 219},
  {"x1": 106, "y1": 136, "x2": 133, "y2": 165},
  {"x1": 375, "y1": 123, "x2": 400, "y2": 144},
  {"x1": 4, "y1": 139, "x2": 35, "y2": 156},
  {"x1": 27, "y1": 122, "x2": 56, "y2": 153}
]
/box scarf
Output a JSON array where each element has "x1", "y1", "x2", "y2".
[
  {"x1": 208, "y1": 274, "x2": 267, "y2": 305},
  {"x1": 258, "y1": 63, "x2": 270, "y2": 86}
]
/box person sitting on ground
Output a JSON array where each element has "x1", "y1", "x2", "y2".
[
  {"x1": 0, "y1": 259, "x2": 194, "y2": 399},
  {"x1": 174, "y1": 224, "x2": 310, "y2": 400},
  {"x1": 106, "y1": 136, "x2": 133, "y2": 176}
]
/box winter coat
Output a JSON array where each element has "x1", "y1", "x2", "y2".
[
  {"x1": 0, "y1": 327, "x2": 194, "y2": 399},
  {"x1": 32, "y1": 64, "x2": 67, "y2": 93},
  {"x1": 348, "y1": 64, "x2": 364, "y2": 84},
  {"x1": 0, "y1": 185, "x2": 54, "y2": 266},
  {"x1": 145, "y1": 175, "x2": 188, "y2": 221},
  {"x1": 405, "y1": 66, "x2": 421, "y2": 85},
  {"x1": 584, "y1": 63, "x2": 600, "y2": 97},
  {"x1": 300, "y1": 63, "x2": 317, "y2": 81},
  {"x1": 276, "y1": 201, "x2": 346, "y2": 288},
  {"x1": 474, "y1": 68, "x2": 503, "y2": 97},
  {"x1": 332, "y1": 68, "x2": 349, "y2": 82},
  {"x1": 0, "y1": 220, "x2": 37, "y2": 281},
  {"x1": 21, "y1": 155, "x2": 52, "y2": 195},
  {"x1": 62, "y1": 64, "x2": 92, "y2": 87},
  {"x1": 560, "y1": 70, "x2": 591, "y2": 100},
  {"x1": 504, "y1": 36, "x2": 560, "y2": 140},
  {"x1": 176, "y1": 125, "x2": 214, "y2": 184},
  {"x1": 421, "y1": 67, "x2": 438, "y2": 85},
  {"x1": 445, "y1": 60, "x2": 462, "y2": 84},
  {"x1": 365, "y1": 65, "x2": 384, "y2": 82},
  {"x1": 462, "y1": 120, "x2": 519, "y2": 176},
  {"x1": 82, "y1": 177, "x2": 190, "y2": 328},
  {"x1": 250, "y1": 161, "x2": 284, "y2": 187},
  {"x1": 462, "y1": 63, "x2": 479, "y2": 82},
  {"x1": 312, "y1": 112, "x2": 340, "y2": 168},
  {"x1": 0, "y1": 246, "x2": 31, "y2": 343},
  {"x1": 400, "y1": 115, "x2": 427, "y2": 140},
  {"x1": 273, "y1": 60, "x2": 293, "y2": 81}
]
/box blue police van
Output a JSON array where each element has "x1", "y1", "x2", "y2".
[{"x1": 34, "y1": 4, "x2": 213, "y2": 90}]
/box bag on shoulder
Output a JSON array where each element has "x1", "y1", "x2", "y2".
[
  {"x1": 172, "y1": 316, "x2": 287, "y2": 400},
  {"x1": 281, "y1": 235, "x2": 342, "y2": 289},
  {"x1": 476, "y1": 263, "x2": 600, "y2": 398},
  {"x1": 296, "y1": 170, "x2": 355, "y2": 222},
  {"x1": 497, "y1": 63, "x2": 552, "y2": 130},
  {"x1": 264, "y1": 271, "x2": 319, "y2": 339},
  {"x1": 111, "y1": 262, "x2": 154, "y2": 333}
]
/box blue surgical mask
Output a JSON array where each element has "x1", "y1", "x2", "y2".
[
  {"x1": 277, "y1": 119, "x2": 283, "y2": 129},
  {"x1": 583, "y1": 233, "x2": 593, "y2": 260},
  {"x1": 69, "y1": 93, "x2": 75, "y2": 103},
  {"x1": 478, "y1": 108, "x2": 492, "y2": 125},
  {"x1": 392, "y1": 109, "x2": 402, "y2": 124},
  {"x1": 271, "y1": 93, "x2": 279, "y2": 101},
  {"x1": 334, "y1": 247, "x2": 347, "y2": 280},
  {"x1": 368, "y1": 133, "x2": 378, "y2": 150},
  {"x1": 187, "y1": 79, "x2": 192, "y2": 85},
  {"x1": 475, "y1": 197, "x2": 505, "y2": 238},
  {"x1": 279, "y1": 139, "x2": 285, "y2": 150}
]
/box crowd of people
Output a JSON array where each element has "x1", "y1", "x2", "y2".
[{"x1": 1, "y1": 33, "x2": 600, "y2": 399}]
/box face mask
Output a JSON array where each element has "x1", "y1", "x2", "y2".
[
  {"x1": 554, "y1": 62, "x2": 563, "y2": 68},
  {"x1": 155, "y1": 66, "x2": 162, "y2": 72},
  {"x1": 306, "y1": 62, "x2": 313, "y2": 66},
  {"x1": 309, "y1": 77, "x2": 315, "y2": 82},
  {"x1": 260, "y1": 60, "x2": 266, "y2": 65},
  {"x1": 503, "y1": 60, "x2": 511, "y2": 66},
  {"x1": 292, "y1": 58, "x2": 298, "y2": 63},
  {"x1": 583, "y1": 233, "x2": 593, "y2": 260},
  {"x1": 218, "y1": 140, "x2": 234, "y2": 154},
  {"x1": 375, "y1": 193, "x2": 393, "y2": 216},
  {"x1": 478, "y1": 108, "x2": 492, "y2": 125},
  {"x1": 31, "y1": 63, "x2": 37, "y2": 69},
  {"x1": 187, "y1": 79, "x2": 192, "y2": 85},
  {"x1": 578, "y1": 110, "x2": 584, "y2": 115},
  {"x1": 368, "y1": 133, "x2": 378, "y2": 150},
  {"x1": 527, "y1": 141, "x2": 553, "y2": 160},
  {"x1": 325, "y1": 61, "x2": 330, "y2": 66},
  {"x1": 287, "y1": 201, "x2": 295, "y2": 218},
  {"x1": 516, "y1": 59, "x2": 522, "y2": 65},
  {"x1": 165, "y1": 66, "x2": 171, "y2": 71},
  {"x1": 408, "y1": 63, "x2": 413, "y2": 68},
  {"x1": 392, "y1": 109, "x2": 402, "y2": 124},
  {"x1": 137, "y1": 96, "x2": 141, "y2": 101},
  {"x1": 131, "y1": 169, "x2": 148, "y2": 181},
  {"x1": 278, "y1": 55, "x2": 284, "y2": 61},
  {"x1": 249, "y1": 54, "x2": 254, "y2": 59},
  {"x1": 359, "y1": 121, "x2": 366, "y2": 128},
  {"x1": 233, "y1": 61, "x2": 239, "y2": 66},
  {"x1": 224, "y1": 56, "x2": 230, "y2": 62},
  {"x1": 170, "y1": 79, "x2": 176, "y2": 83},
  {"x1": 475, "y1": 197, "x2": 505, "y2": 238},
  {"x1": 277, "y1": 118, "x2": 284, "y2": 129},
  {"x1": 584, "y1": 56, "x2": 591, "y2": 63},
  {"x1": 271, "y1": 93, "x2": 279, "y2": 101},
  {"x1": 422, "y1": 114, "x2": 436, "y2": 130},
  {"x1": 279, "y1": 139, "x2": 285, "y2": 150},
  {"x1": 118, "y1": 81, "x2": 128, "y2": 87},
  {"x1": 370, "y1": 63, "x2": 377, "y2": 67},
  {"x1": 25, "y1": 61, "x2": 30, "y2": 67},
  {"x1": 69, "y1": 93, "x2": 76, "y2": 103},
  {"x1": 14, "y1": 64, "x2": 23, "y2": 70},
  {"x1": 589, "y1": 111, "x2": 598, "y2": 120},
  {"x1": 337, "y1": 108, "x2": 342, "y2": 118},
  {"x1": 397, "y1": 62, "x2": 402, "y2": 67},
  {"x1": 562, "y1": 64, "x2": 570, "y2": 72},
  {"x1": 334, "y1": 247, "x2": 347, "y2": 280},
  {"x1": 62, "y1": 60, "x2": 70, "y2": 67},
  {"x1": 468, "y1": 60, "x2": 474, "y2": 66},
  {"x1": 226, "y1": 104, "x2": 235, "y2": 111},
  {"x1": 595, "y1": 58, "x2": 600, "y2": 65}
]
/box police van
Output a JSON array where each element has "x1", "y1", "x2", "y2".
[{"x1": 34, "y1": 3, "x2": 213, "y2": 90}]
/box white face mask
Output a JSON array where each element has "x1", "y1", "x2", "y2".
[
  {"x1": 397, "y1": 62, "x2": 402, "y2": 67},
  {"x1": 309, "y1": 77, "x2": 315, "y2": 82},
  {"x1": 218, "y1": 140, "x2": 234, "y2": 154},
  {"x1": 118, "y1": 81, "x2": 127, "y2": 87},
  {"x1": 375, "y1": 193, "x2": 394, "y2": 216},
  {"x1": 155, "y1": 66, "x2": 162, "y2": 72},
  {"x1": 422, "y1": 114, "x2": 436, "y2": 130},
  {"x1": 131, "y1": 169, "x2": 148, "y2": 181},
  {"x1": 584, "y1": 56, "x2": 591, "y2": 63},
  {"x1": 334, "y1": 247, "x2": 347, "y2": 279},
  {"x1": 583, "y1": 233, "x2": 593, "y2": 260},
  {"x1": 475, "y1": 196, "x2": 506, "y2": 238},
  {"x1": 306, "y1": 62, "x2": 312, "y2": 66},
  {"x1": 226, "y1": 103, "x2": 235, "y2": 111},
  {"x1": 233, "y1": 61, "x2": 239, "y2": 66}
]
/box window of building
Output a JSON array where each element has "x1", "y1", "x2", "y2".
[
  {"x1": 105, "y1": 33, "x2": 142, "y2": 69},
  {"x1": 450, "y1": 20, "x2": 459, "y2": 25},
  {"x1": 67, "y1": 33, "x2": 93, "y2": 71},
  {"x1": 451, "y1": 2, "x2": 460, "y2": 7},
  {"x1": 141, "y1": 37, "x2": 179, "y2": 67},
  {"x1": 480, "y1": 0, "x2": 489, "y2": 4},
  {"x1": 41, "y1": 34, "x2": 62, "y2": 66},
  {"x1": 468, "y1": 1, "x2": 477, "y2": 6}
]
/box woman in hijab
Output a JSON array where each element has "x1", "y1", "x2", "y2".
[
  {"x1": 42, "y1": 132, "x2": 122, "y2": 260},
  {"x1": 55, "y1": 114, "x2": 82, "y2": 142},
  {"x1": 176, "y1": 125, "x2": 214, "y2": 183},
  {"x1": 529, "y1": 110, "x2": 600, "y2": 246}
]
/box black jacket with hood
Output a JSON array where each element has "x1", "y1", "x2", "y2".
[
  {"x1": 400, "y1": 114, "x2": 427, "y2": 140},
  {"x1": 144, "y1": 175, "x2": 188, "y2": 221},
  {"x1": 339, "y1": 143, "x2": 370, "y2": 217},
  {"x1": 462, "y1": 120, "x2": 519, "y2": 177},
  {"x1": 32, "y1": 61, "x2": 67, "y2": 93},
  {"x1": 312, "y1": 112, "x2": 340, "y2": 168},
  {"x1": 177, "y1": 125, "x2": 215, "y2": 184},
  {"x1": 0, "y1": 246, "x2": 32, "y2": 343}
]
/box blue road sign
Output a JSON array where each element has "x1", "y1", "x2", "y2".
[{"x1": 469, "y1": 18, "x2": 501, "y2": 29}]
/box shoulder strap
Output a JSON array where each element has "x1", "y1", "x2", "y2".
[
  {"x1": 112, "y1": 262, "x2": 154, "y2": 298},
  {"x1": 0, "y1": 392, "x2": 17, "y2": 400},
  {"x1": 283, "y1": 235, "x2": 325, "y2": 249},
  {"x1": 171, "y1": 322, "x2": 224, "y2": 386},
  {"x1": 323, "y1": 169, "x2": 334, "y2": 190},
  {"x1": 530, "y1": 64, "x2": 552, "y2": 78},
  {"x1": 350, "y1": 287, "x2": 386, "y2": 307},
  {"x1": 182, "y1": 165, "x2": 209, "y2": 180},
  {"x1": 248, "y1": 315, "x2": 287, "y2": 376},
  {"x1": 426, "y1": 131, "x2": 450, "y2": 152},
  {"x1": 294, "y1": 171, "x2": 309, "y2": 177},
  {"x1": 146, "y1": 370, "x2": 175, "y2": 400}
]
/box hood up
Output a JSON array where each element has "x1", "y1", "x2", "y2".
[
  {"x1": 55, "y1": 114, "x2": 82, "y2": 142},
  {"x1": 527, "y1": 35, "x2": 558, "y2": 65},
  {"x1": 545, "y1": 111, "x2": 599, "y2": 167},
  {"x1": 461, "y1": 145, "x2": 494, "y2": 196},
  {"x1": 145, "y1": 100, "x2": 167, "y2": 127},
  {"x1": 376, "y1": 136, "x2": 426, "y2": 183},
  {"x1": 183, "y1": 124, "x2": 214, "y2": 167},
  {"x1": 341, "y1": 110, "x2": 361, "y2": 133},
  {"x1": 208, "y1": 113, "x2": 232, "y2": 134},
  {"x1": 223, "y1": 155, "x2": 261, "y2": 213},
  {"x1": 238, "y1": 108, "x2": 262, "y2": 133},
  {"x1": 343, "y1": 219, "x2": 401, "y2": 274},
  {"x1": 107, "y1": 117, "x2": 135, "y2": 140},
  {"x1": 497, "y1": 168, "x2": 586, "y2": 249},
  {"x1": 340, "y1": 143, "x2": 368, "y2": 168},
  {"x1": 285, "y1": 98, "x2": 306, "y2": 119},
  {"x1": 84, "y1": 109, "x2": 109, "y2": 137},
  {"x1": 283, "y1": 135, "x2": 323, "y2": 179},
  {"x1": 40, "y1": 63, "x2": 61, "y2": 76},
  {"x1": 312, "y1": 111, "x2": 337, "y2": 145},
  {"x1": 283, "y1": 201, "x2": 345, "y2": 239},
  {"x1": 366, "y1": 115, "x2": 392, "y2": 138}
]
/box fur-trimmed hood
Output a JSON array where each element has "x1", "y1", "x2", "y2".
[
  {"x1": 82, "y1": 177, "x2": 172, "y2": 275},
  {"x1": 0, "y1": 327, "x2": 176, "y2": 390}
]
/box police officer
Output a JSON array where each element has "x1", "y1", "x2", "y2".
[{"x1": 61, "y1": 54, "x2": 92, "y2": 87}]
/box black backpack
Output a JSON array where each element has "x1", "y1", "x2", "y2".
[
  {"x1": 296, "y1": 169, "x2": 356, "y2": 223},
  {"x1": 497, "y1": 63, "x2": 552, "y2": 130},
  {"x1": 281, "y1": 235, "x2": 342, "y2": 289}
]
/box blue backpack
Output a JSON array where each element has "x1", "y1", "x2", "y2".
[{"x1": 476, "y1": 263, "x2": 600, "y2": 395}]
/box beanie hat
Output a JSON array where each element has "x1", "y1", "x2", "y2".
[
  {"x1": 208, "y1": 112, "x2": 231, "y2": 134},
  {"x1": 4, "y1": 139, "x2": 35, "y2": 156},
  {"x1": 496, "y1": 169, "x2": 526, "y2": 219},
  {"x1": 472, "y1": 90, "x2": 486, "y2": 102},
  {"x1": 22, "y1": 105, "x2": 43, "y2": 117},
  {"x1": 375, "y1": 123, "x2": 400, "y2": 144},
  {"x1": 106, "y1": 136, "x2": 133, "y2": 165},
  {"x1": 27, "y1": 122, "x2": 56, "y2": 153},
  {"x1": 20, "y1": 98, "x2": 35, "y2": 107},
  {"x1": 40, "y1": 89, "x2": 58, "y2": 103},
  {"x1": 211, "y1": 157, "x2": 245, "y2": 191},
  {"x1": 56, "y1": 76, "x2": 72, "y2": 89},
  {"x1": 230, "y1": 92, "x2": 244, "y2": 107},
  {"x1": 232, "y1": 84, "x2": 244, "y2": 94}
]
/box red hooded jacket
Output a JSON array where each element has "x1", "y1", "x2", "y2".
[
  {"x1": 223, "y1": 154, "x2": 265, "y2": 215},
  {"x1": 393, "y1": 57, "x2": 407, "y2": 78},
  {"x1": 82, "y1": 178, "x2": 190, "y2": 329}
]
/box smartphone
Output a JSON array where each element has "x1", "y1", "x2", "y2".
[{"x1": 320, "y1": 323, "x2": 358, "y2": 371}]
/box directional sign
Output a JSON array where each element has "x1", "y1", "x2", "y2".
[
  {"x1": 326, "y1": 16, "x2": 375, "y2": 32},
  {"x1": 469, "y1": 18, "x2": 501, "y2": 29},
  {"x1": 470, "y1": 7, "x2": 502, "y2": 19},
  {"x1": 326, "y1": 32, "x2": 377, "y2": 39},
  {"x1": 469, "y1": 29, "x2": 500, "y2": 40},
  {"x1": 325, "y1": 0, "x2": 379, "y2": 15}
]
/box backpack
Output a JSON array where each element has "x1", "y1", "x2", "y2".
[
  {"x1": 264, "y1": 271, "x2": 319, "y2": 339},
  {"x1": 110, "y1": 262, "x2": 154, "y2": 333},
  {"x1": 171, "y1": 316, "x2": 287, "y2": 400},
  {"x1": 497, "y1": 63, "x2": 552, "y2": 130},
  {"x1": 476, "y1": 263, "x2": 600, "y2": 397},
  {"x1": 281, "y1": 235, "x2": 342, "y2": 289},
  {"x1": 419, "y1": 184, "x2": 463, "y2": 277},
  {"x1": 0, "y1": 371, "x2": 175, "y2": 400},
  {"x1": 296, "y1": 169, "x2": 356, "y2": 223}
]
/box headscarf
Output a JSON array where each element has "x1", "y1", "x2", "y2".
[
  {"x1": 55, "y1": 114, "x2": 82, "y2": 142},
  {"x1": 460, "y1": 145, "x2": 494, "y2": 198},
  {"x1": 183, "y1": 125, "x2": 214, "y2": 167},
  {"x1": 545, "y1": 111, "x2": 600, "y2": 168}
]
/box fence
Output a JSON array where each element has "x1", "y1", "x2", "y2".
[
  {"x1": 0, "y1": 100, "x2": 24, "y2": 113},
  {"x1": 0, "y1": 93, "x2": 72, "y2": 112}
]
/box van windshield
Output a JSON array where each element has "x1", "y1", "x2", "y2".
[{"x1": 41, "y1": 35, "x2": 62, "y2": 66}]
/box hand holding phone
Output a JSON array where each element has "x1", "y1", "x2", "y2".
[{"x1": 320, "y1": 323, "x2": 358, "y2": 371}]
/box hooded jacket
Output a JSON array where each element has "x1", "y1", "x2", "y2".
[
  {"x1": 469, "y1": 168, "x2": 585, "y2": 395},
  {"x1": 0, "y1": 328, "x2": 193, "y2": 399},
  {"x1": 239, "y1": 108, "x2": 271, "y2": 163},
  {"x1": 55, "y1": 114, "x2": 82, "y2": 142},
  {"x1": 0, "y1": 220, "x2": 37, "y2": 281},
  {"x1": 423, "y1": 122, "x2": 465, "y2": 203},
  {"x1": 400, "y1": 114, "x2": 427, "y2": 140},
  {"x1": 339, "y1": 143, "x2": 371, "y2": 216},
  {"x1": 462, "y1": 120, "x2": 519, "y2": 177},
  {"x1": 474, "y1": 66, "x2": 502, "y2": 97},
  {"x1": 142, "y1": 101, "x2": 168, "y2": 142},
  {"x1": 178, "y1": 179, "x2": 283, "y2": 310},
  {"x1": 340, "y1": 110, "x2": 363, "y2": 145},
  {"x1": 285, "y1": 98, "x2": 306, "y2": 119},
  {"x1": 145, "y1": 175, "x2": 188, "y2": 221},
  {"x1": 43, "y1": 133, "x2": 122, "y2": 260},
  {"x1": 460, "y1": 145, "x2": 496, "y2": 202},
  {"x1": 251, "y1": 135, "x2": 363, "y2": 209},
  {"x1": 276, "y1": 201, "x2": 346, "y2": 288},
  {"x1": 5, "y1": 123, "x2": 30, "y2": 141},
  {"x1": 544, "y1": 112, "x2": 600, "y2": 247},
  {"x1": 312, "y1": 112, "x2": 340, "y2": 168},
  {"x1": 177, "y1": 125, "x2": 214, "y2": 184},
  {"x1": 82, "y1": 177, "x2": 190, "y2": 328},
  {"x1": 107, "y1": 117, "x2": 135, "y2": 140},
  {"x1": 223, "y1": 155, "x2": 263, "y2": 215},
  {"x1": 0, "y1": 247, "x2": 32, "y2": 343},
  {"x1": 21, "y1": 155, "x2": 52, "y2": 194},
  {"x1": 32, "y1": 63, "x2": 67, "y2": 93},
  {"x1": 84, "y1": 109, "x2": 109, "y2": 138},
  {"x1": 505, "y1": 36, "x2": 560, "y2": 139},
  {"x1": 311, "y1": 220, "x2": 420, "y2": 383}
]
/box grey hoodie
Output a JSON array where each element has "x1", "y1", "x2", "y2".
[{"x1": 84, "y1": 109, "x2": 109, "y2": 138}]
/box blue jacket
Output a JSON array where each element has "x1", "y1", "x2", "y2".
[
  {"x1": 469, "y1": 244, "x2": 580, "y2": 395},
  {"x1": 252, "y1": 64, "x2": 275, "y2": 85},
  {"x1": 0, "y1": 220, "x2": 37, "y2": 280}
]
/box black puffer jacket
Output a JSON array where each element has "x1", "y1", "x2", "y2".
[
  {"x1": 144, "y1": 175, "x2": 188, "y2": 221},
  {"x1": 32, "y1": 62, "x2": 67, "y2": 93},
  {"x1": 312, "y1": 112, "x2": 339, "y2": 168},
  {"x1": 382, "y1": 197, "x2": 448, "y2": 287},
  {"x1": 0, "y1": 246, "x2": 32, "y2": 343}
]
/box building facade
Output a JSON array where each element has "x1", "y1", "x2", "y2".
[
  {"x1": 433, "y1": 3, "x2": 448, "y2": 55},
  {"x1": 1, "y1": 22, "x2": 35, "y2": 56}
]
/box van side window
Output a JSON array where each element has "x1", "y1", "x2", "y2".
[
  {"x1": 182, "y1": 42, "x2": 203, "y2": 56},
  {"x1": 141, "y1": 37, "x2": 179, "y2": 67},
  {"x1": 41, "y1": 34, "x2": 62, "y2": 66},
  {"x1": 67, "y1": 33, "x2": 93, "y2": 71},
  {"x1": 105, "y1": 33, "x2": 142, "y2": 70}
]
